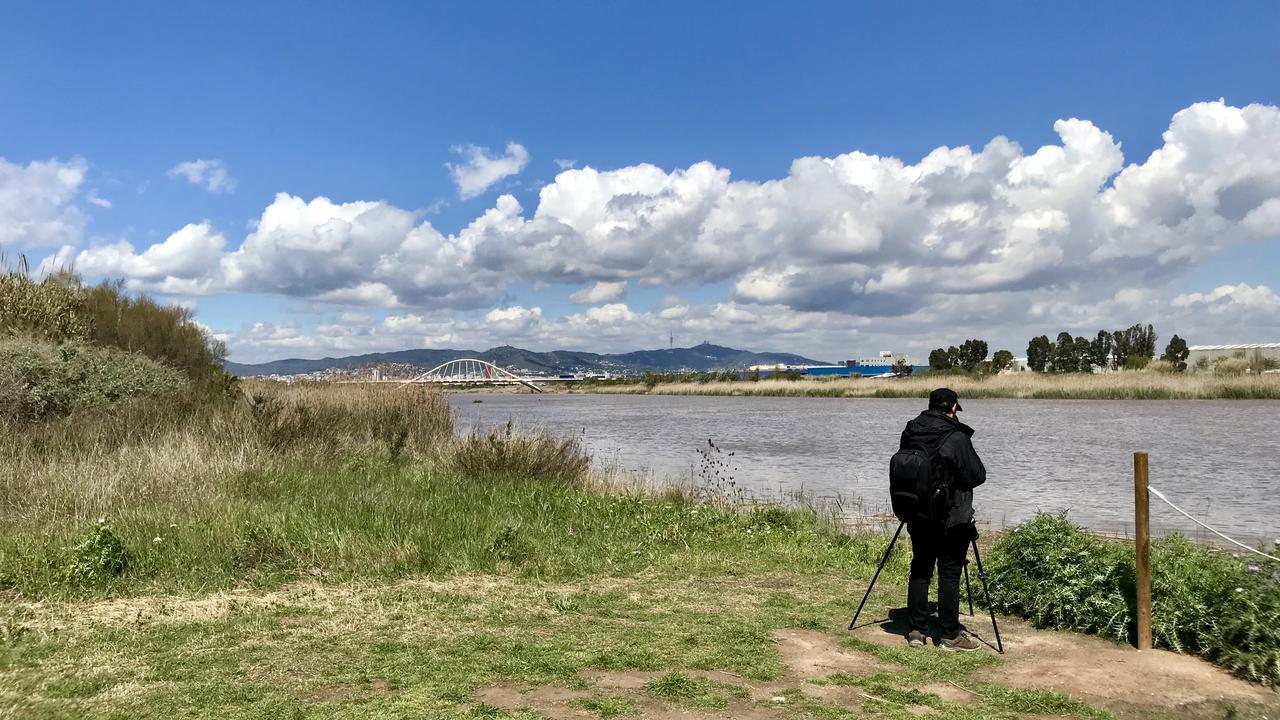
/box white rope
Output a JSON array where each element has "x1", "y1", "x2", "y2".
[{"x1": 1148, "y1": 485, "x2": 1280, "y2": 562}]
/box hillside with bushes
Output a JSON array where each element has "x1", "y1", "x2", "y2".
[{"x1": 0, "y1": 261, "x2": 232, "y2": 423}]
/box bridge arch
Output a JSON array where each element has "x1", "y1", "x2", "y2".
[{"x1": 401, "y1": 358, "x2": 544, "y2": 392}]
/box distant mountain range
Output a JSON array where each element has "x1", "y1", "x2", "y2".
[{"x1": 222, "y1": 343, "x2": 829, "y2": 377}]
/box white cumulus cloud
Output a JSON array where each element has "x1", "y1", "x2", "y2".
[
  {"x1": 168, "y1": 159, "x2": 235, "y2": 193},
  {"x1": 569, "y1": 280, "x2": 627, "y2": 304},
  {"x1": 447, "y1": 142, "x2": 530, "y2": 199},
  {"x1": 0, "y1": 157, "x2": 88, "y2": 247}
]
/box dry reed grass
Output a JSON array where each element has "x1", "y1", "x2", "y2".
[
  {"x1": 0, "y1": 382, "x2": 455, "y2": 523},
  {"x1": 583, "y1": 370, "x2": 1280, "y2": 399}
]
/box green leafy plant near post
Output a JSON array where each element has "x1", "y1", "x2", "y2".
[
  {"x1": 988, "y1": 512, "x2": 1280, "y2": 685},
  {"x1": 63, "y1": 521, "x2": 130, "y2": 586}
]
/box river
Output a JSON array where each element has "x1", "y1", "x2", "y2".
[{"x1": 451, "y1": 393, "x2": 1280, "y2": 544}]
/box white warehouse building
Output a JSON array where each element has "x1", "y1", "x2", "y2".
[{"x1": 1185, "y1": 343, "x2": 1280, "y2": 366}]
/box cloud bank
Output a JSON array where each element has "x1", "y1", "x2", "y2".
[{"x1": 10, "y1": 101, "x2": 1280, "y2": 360}]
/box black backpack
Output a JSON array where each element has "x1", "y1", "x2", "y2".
[{"x1": 889, "y1": 431, "x2": 955, "y2": 523}]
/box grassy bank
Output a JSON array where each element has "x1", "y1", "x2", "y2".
[
  {"x1": 573, "y1": 371, "x2": 1280, "y2": 400},
  {"x1": 0, "y1": 382, "x2": 887, "y2": 599}
]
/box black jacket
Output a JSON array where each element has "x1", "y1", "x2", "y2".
[{"x1": 899, "y1": 409, "x2": 986, "y2": 530}]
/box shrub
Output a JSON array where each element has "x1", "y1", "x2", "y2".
[
  {"x1": 83, "y1": 281, "x2": 229, "y2": 385},
  {"x1": 1247, "y1": 349, "x2": 1273, "y2": 376},
  {"x1": 1145, "y1": 359, "x2": 1179, "y2": 374},
  {"x1": 1215, "y1": 358, "x2": 1249, "y2": 377},
  {"x1": 0, "y1": 339, "x2": 188, "y2": 422},
  {"x1": 452, "y1": 420, "x2": 591, "y2": 484},
  {"x1": 989, "y1": 512, "x2": 1280, "y2": 685},
  {"x1": 987, "y1": 513, "x2": 1132, "y2": 641},
  {"x1": 1, "y1": 265, "x2": 231, "y2": 393},
  {"x1": 1124, "y1": 355, "x2": 1151, "y2": 370}
]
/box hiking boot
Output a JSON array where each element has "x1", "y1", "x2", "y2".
[
  {"x1": 906, "y1": 630, "x2": 927, "y2": 647},
  {"x1": 939, "y1": 631, "x2": 981, "y2": 652}
]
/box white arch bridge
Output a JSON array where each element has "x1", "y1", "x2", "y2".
[{"x1": 401, "y1": 358, "x2": 550, "y2": 392}]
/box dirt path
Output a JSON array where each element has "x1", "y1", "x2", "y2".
[{"x1": 478, "y1": 610, "x2": 1279, "y2": 720}]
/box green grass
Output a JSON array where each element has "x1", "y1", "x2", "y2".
[
  {"x1": 643, "y1": 671, "x2": 731, "y2": 708},
  {"x1": 3, "y1": 569, "x2": 1122, "y2": 720},
  {"x1": 0, "y1": 453, "x2": 896, "y2": 598},
  {"x1": 571, "y1": 695, "x2": 636, "y2": 718}
]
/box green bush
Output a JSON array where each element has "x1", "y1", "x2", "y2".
[
  {"x1": 989, "y1": 512, "x2": 1280, "y2": 685},
  {"x1": 0, "y1": 339, "x2": 188, "y2": 422},
  {"x1": 986, "y1": 513, "x2": 1132, "y2": 641}
]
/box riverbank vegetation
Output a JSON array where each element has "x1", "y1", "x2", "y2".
[
  {"x1": 5, "y1": 380, "x2": 1279, "y2": 717},
  {"x1": 4, "y1": 268, "x2": 1278, "y2": 717},
  {"x1": 575, "y1": 370, "x2": 1280, "y2": 399},
  {"x1": 988, "y1": 513, "x2": 1280, "y2": 685},
  {"x1": 8, "y1": 378, "x2": 1279, "y2": 718}
]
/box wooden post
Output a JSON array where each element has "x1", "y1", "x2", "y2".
[{"x1": 1134, "y1": 451, "x2": 1152, "y2": 651}]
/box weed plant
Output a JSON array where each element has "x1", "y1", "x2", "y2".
[{"x1": 988, "y1": 512, "x2": 1280, "y2": 685}]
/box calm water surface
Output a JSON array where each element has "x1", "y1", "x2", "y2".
[{"x1": 451, "y1": 394, "x2": 1280, "y2": 544}]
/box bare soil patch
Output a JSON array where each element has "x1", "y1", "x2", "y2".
[
  {"x1": 770, "y1": 628, "x2": 886, "y2": 680},
  {"x1": 476, "y1": 627, "x2": 891, "y2": 718},
  {"x1": 980, "y1": 617, "x2": 1280, "y2": 720},
  {"x1": 475, "y1": 678, "x2": 777, "y2": 720},
  {"x1": 852, "y1": 611, "x2": 1279, "y2": 720}
]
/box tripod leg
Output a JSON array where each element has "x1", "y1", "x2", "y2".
[
  {"x1": 964, "y1": 560, "x2": 974, "y2": 616},
  {"x1": 848, "y1": 521, "x2": 905, "y2": 630},
  {"x1": 970, "y1": 538, "x2": 1004, "y2": 654}
]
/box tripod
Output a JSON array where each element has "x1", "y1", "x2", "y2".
[{"x1": 847, "y1": 521, "x2": 1003, "y2": 653}]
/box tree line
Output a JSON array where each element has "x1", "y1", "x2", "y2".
[
  {"x1": 925, "y1": 324, "x2": 1192, "y2": 375},
  {"x1": 1027, "y1": 324, "x2": 1188, "y2": 373},
  {"x1": 926, "y1": 339, "x2": 1016, "y2": 374}
]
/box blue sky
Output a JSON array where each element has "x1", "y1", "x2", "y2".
[{"x1": 3, "y1": 2, "x2": 1279, "y2": 362}]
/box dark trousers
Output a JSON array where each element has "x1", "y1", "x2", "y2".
[{"x1": 907, "y1": 521, "x2": 970, "y2": 639}]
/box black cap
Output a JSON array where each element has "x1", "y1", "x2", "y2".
[{"x1": 929, "y1": 387, "x2": 962, "y2": 412}]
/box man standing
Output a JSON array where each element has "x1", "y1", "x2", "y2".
[{"x1": 900, "y1": 388, "x2": 986, "y2": 651}]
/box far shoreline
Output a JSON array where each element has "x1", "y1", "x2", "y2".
[
  {"x1": 307, "y1": 371, "x2": 1280, "y2": 400},
  {"x1": 561, "y1": 371, "x2": 1280, "y2": 400}
]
